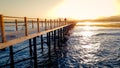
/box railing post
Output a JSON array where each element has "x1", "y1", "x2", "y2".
[
  {"x1": 50, "y1": 20, "x2": 51, "y2": 29},
  {"x1": 45, "y1": 19, "x2": 47, "y2": 30},
  {"x1": 48, "y1": 20, "x2": 50, "y2": 29},
  {"x1": 15, "y1": 19, "x2": 18, "y2": 31},
  {"x1": 47, "y1": 19, "x2": 48, "y2": 30},
  {"x1": 32, "y1": 20, "x2": 34, "y2": 28},
  {"x1": 41, "y1": 21, "x2": 43, "y2": 28},
  {"x1": 54, "y1": 20, "x2": 55, "y2": 28},
  {"x1": 64, "y1": 18, "x2": 67, "y2": 25},
  {"x1": 57, "y1": 19, "x2": 59, "y2": 27},
  {"x1": 0, "y1": 15, "x2": 6, "y2": 43},
  {"x1": 59, "y1": 19, "x2": 61, "y2": 26},
  {"x1": 37, "y1": 18, "x2": 40, "y2": 32},
  {"x1": 24, "y1": 17, "x2": 28, "y2": 36}
]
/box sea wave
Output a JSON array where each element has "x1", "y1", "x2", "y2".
[{"x1": 95, "y1": 33, "x2": 120, "y2": 36}]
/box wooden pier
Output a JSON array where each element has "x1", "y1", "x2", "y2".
[{"x1": 0, "y1": 14, "x2": 75, "y2": 68}]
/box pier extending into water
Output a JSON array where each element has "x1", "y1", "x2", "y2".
[{"x1": 0, "y1": 14, "x2": 75, "y2": 68}]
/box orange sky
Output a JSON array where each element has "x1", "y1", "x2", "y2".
[
  {"x1": 50, "y1": 0, "x2": 120, "y2": 19},
  {"x1": 115, "y1": 0, "x2": 120, "y2": 15},
  {"x1": 0, "y1": 0, "x2": 120, "y2": 19}
]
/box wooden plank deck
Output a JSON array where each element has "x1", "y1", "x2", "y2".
[{"x1": 0, "y1": 24, "x2": 70, "y2": 49}]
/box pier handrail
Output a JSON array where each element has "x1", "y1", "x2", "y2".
[{"x1": 0, "y1": 14, "x2": 73, "y2": 49}]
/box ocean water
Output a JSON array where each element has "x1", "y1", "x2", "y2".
[
  {"x1": 58, "y1": 25, "x2": 120, "y2": 68},
  {"x1": 0, "y1": 22, "x2": 120, "y2": 68}
]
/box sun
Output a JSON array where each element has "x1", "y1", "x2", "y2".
[{"x1": 50, "y1": 0, "x2": 116, "y2": 19}]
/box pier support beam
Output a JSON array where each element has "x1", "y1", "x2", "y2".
[
  {"x1": 57, "y1": 29, "x2": 60, "y2": 48},
  {"x1": 9, "y1": 46, "x2": 14, "y2": 68},
  {"x1": 51, "y1": 31, "x2": 54, "y2": 41},
  {"x1": 29, "y1": 39, "x2": 33, "y2": 57},
  {"x1": 60, "y1": 28, "x2": 62, "y2": 43},
  {"x1": 62, "y1": 28, "x2": 64, "y2": 41},
  {"x1": 54, "y1": 30, "x2": 56, "y2": 51},
  {"x1": 47, "y1": 32, "x2": 51, "y2": 59},
  {"x1": 33, "y1": 37, "x2": 38, "y2": 68},
  {"x1": 41, "y1": 35, "x2": 44, "y2": 53}
]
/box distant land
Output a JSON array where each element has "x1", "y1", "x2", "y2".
[
  {"x1": 74, "y1": 15, "x2": 120, "y2": 27},
  {"x1": 76, "y1": 22, "x2": 120, "y2": 27},
  {"x1": 78, "y1": 15, "x2": 120, "y2": 22}
]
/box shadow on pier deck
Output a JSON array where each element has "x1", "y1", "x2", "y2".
[{"x1": 0, "y1": 15, "x2": 76, "y2": 68}]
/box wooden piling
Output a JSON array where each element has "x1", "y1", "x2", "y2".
[
  {"x1": 57, "y1": 29, "x2": 60, "y2": 47},
  {"x1": 9, "y1": 46, "x2": 14, "y2": 68},
  {"x1": 41, "y1": 35, "x2": 43, "y2": 52},
  {"x1": 62, "y1": 28, "x2": 64, "y2": 40},
  {"x1": 54, "y1": 30, "x2": 56, "y2": 51},
  {"x1": 33, "y1": 37, "x2": 38, "y2": 68},
  {"x1": 51, "y1": 31, "x2": 54, "y2": 41},
  {"x1": 29, "y1": 39, "x2": 33, "y2": 57},
  {"x1": 60, "y1": 28, "x2": 62, "y2": 42},
  {"x1": 47, "y1": 32, "x2": 51, "y2": 59}
]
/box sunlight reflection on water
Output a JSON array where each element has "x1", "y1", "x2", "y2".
[
  {"x1": 59, "y1": 24, "x2": 120, "y2": 68},
  {"x1": 76, "y1": 26, "x2": 101, "y2": 64}
]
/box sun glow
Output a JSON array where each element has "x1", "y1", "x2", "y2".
[
  {"x1": 80, "y1": 25, "x2": 99, "y2": 37},
  {"x1": 50, "y1": 0, "x2": 116, "y2": 19},
  {"x1": 81, "y1": 26, "x2": 94, "y2": 37},
  {"x1": 84, "y1": 22, "x2": 92, "y2": 26},
  {"x1": 77, "y1": 22, "x2": 94, "y2": 26}
]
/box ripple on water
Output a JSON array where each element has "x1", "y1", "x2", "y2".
[{"x1": 58, "y1": 26, "x2": 120, "y2": 68}]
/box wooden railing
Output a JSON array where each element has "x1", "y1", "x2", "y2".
[{"x1": 0, "y1": 14, "x2": 71, "y2": 49}]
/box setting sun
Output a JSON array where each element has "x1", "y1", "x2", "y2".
[{"x1": 50, "y1": 0, "x2": 116, "y2": 19}]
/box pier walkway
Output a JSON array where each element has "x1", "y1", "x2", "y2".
[{"x1": 0, "y1": 14, "x2": 75, "y2": 68}]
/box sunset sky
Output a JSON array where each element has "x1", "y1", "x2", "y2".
[{"x1": 0, "y1": 0, "x2": 120, "y2": 19}]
